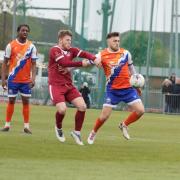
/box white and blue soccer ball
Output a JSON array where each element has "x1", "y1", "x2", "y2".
[{"x1": 130, "y1": 73, "x2": 145, "y2": 88}]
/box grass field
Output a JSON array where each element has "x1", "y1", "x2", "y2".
[{"x1": 0, "y1": 104, "x2": 180, "y2": 180}]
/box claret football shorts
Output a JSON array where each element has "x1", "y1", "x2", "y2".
[{"x1": 49, "y1": 84, "x2": 82, "y2": 104}]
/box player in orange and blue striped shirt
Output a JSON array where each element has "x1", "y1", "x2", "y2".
[
  {"x1": 88, "y1": 32, "x2": 145, "y2": 144},
  {"x1": 1, "y1": 24, "x2": 38, "y2": 134}
]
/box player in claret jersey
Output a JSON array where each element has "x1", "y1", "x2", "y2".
[
  {"x1": 87, "y1": 32, "x2": 145, "y2": 144},
  {"x1": 48, "y1": 30, "x2": 96, "y2": 145},
  {"x1": 1, "y1": 24, "x2": 38, "y2": 134}
]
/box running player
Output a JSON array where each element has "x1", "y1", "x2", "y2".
[
  {"x1": 48, "y1": 30, "x2": 96, "y2": 145},
  {"x1": 87, "y1": 32, "x2": 145, "y2": 144}
]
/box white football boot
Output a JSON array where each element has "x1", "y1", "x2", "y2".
[
  {"x1": 55, "y1": 126, "x2": 66, "y2": 142},
  {"x1": 119, "y1": 122, "x2": 130, "y2": 140},
  {"x1": 87, "y1": 130, "x2": 96, "y2": 145},
  {"x1": 70, "y1": 131, "x2": 84, "y2": 145}
]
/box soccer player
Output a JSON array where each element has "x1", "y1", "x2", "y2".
[
  {"x1": 87, "y1": 32, "x2": 145, "y2": 144},
  {"x1": 1, "y1": 24, "x2": 38, "y2": 134},
  {"x1": 48, "y1": 30, "x2": 96, "y2": 145}
]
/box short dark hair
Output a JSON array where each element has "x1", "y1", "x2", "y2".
[
  {"x1": 17, "y1": 24, "x2": 30, "y2": 32},
  {"x1": 106, "y1": 32, "x2": 120, "y2": 39},
  {"x1": 58, "y1": 30, "x2": 72, "y2": 39}
]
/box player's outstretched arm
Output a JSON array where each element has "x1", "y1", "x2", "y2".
[
  {"x1": 128, "y1": 63, "x2": 136, "y2": 75},
  {"x1": 1, "y1": 58, "x2": 8, "y2": 90},
  {"x1": 94, "y1": 58, "x2": 102, "y2": 68},
  {"x1": 82, "y1": 59, "x2": 90, "y2": 67},
  {"x1": 58, "y1": 59, "x2": 83, "y2": 67},
  {"x1": 29, "y1": 61, "x2": 36, "y2": 88},
  {"x1": 72, "y1": 48, "x2": 96, "y2": 61},
  {"x1": 50, "y1": 47, "x2": 83, "y2": 68},
  {"x1": 78, "y1": 50, "x2": 96, "y2": 61}
]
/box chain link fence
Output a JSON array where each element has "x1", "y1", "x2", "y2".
[
  {"x1": 1, "y1": 81, "x2": 180, "y2": 115},
  {"x1": 162, "y1": 94, "x2": 180, "y2": 114}
]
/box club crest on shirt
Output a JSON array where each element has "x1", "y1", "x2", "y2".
[
  {"x1": 55, "y1": 51, "x2": 60, "y2": 56},
  {"x1": 55, "y1": 52, "x2": 63, "y2": 59},
  {"x1": 109, "y1": 61, "x2": 117, "y2": 66},
  {"x1": 120, "y1": 53, "x2": 124, "y2": 58}
]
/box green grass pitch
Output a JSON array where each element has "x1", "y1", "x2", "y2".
[{"x1": 0, "y1": 104, "x2": 180, "y2": 180}]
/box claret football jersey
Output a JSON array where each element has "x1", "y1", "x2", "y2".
[{"x1": 48, "y1": 45, "x2": 95, "y2": 85}]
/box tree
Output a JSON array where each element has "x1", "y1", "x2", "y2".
[{"x1": 121, "y1": 31, "x2": 170, "y2": 67}]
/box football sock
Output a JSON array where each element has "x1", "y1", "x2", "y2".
[
  {"x1": 93, "y1": 118, "x2": 105, "y2": 133},
  {"x1": 74, "y1": 130, "x2": 81, "y2": 135},
  {"x1": 56, "y1": 111, "x2": 65, "y2": 129},
  {"x1": 24, "y1": 123, "x2": 30, "y2": 129},
  {"x1": 5, "y1": 122, "x2": 11, "y2": 127},
  {"x1": 124, "y1": 111, "x2": 142, "y2": 126},
  {"x1": 23, "y1": 104, "x2": 29, "y2": 123},
  {"x1": 75, "y1": 110, "x2": 85, "y2": 131},
  {"x1": 5, "y1": 103, "x2": 15, "y2": 123}
]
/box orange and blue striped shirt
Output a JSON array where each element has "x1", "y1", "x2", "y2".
[
  {"x1": 4, "y1": 39, "x2": 38, "y2": 83},
  {"x1": 96, "y1": 48, "x2": 133, "y2": 89}
]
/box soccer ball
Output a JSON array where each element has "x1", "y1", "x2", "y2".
[{"x1": 130, "y1": 74, "x2": 145, "y2": 88}]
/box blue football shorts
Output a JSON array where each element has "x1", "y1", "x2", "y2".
[
  {"x1": 7, "y1": 81, "x2": 32, "y2": 97},
  {"x1": 103, "y1": 87, "x2": 141, "y2": 108}
]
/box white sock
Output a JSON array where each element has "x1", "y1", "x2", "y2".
[
  {"x1": 74, "y1": 130, "x2": 80, "y2": 135},
  {"x1": 24, "y1": 123, "x2": 30, "y2": 129},
  {"x1": 5, "y1": 122, "x2": 11, "y2": 127}
]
